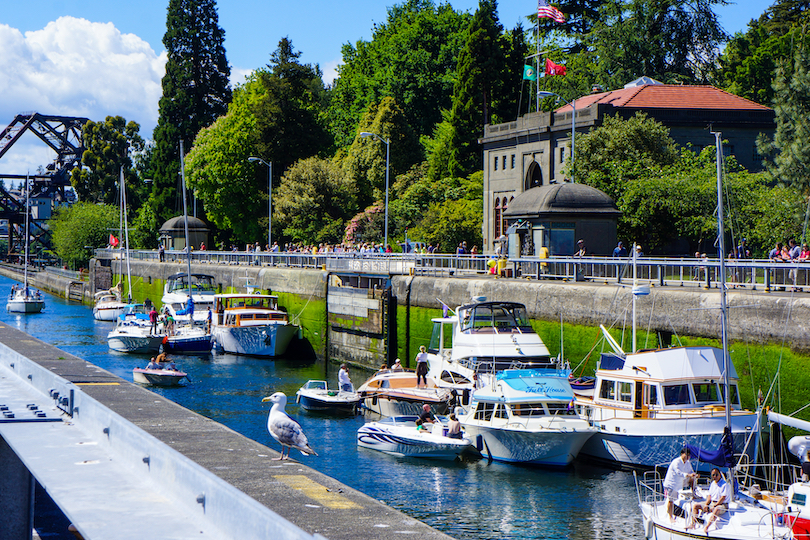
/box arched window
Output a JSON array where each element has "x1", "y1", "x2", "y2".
[
  {"x1": 494, "y1": 198, "x2": 501, "y2": 239},
  {"x1": 525, "y1": 161, "x2": 543, "y2": 190}
]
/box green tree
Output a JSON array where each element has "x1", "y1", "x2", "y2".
[
  {"x1": 254, "y1": 38, "x2": 332, "y2": 177},
  {"x1": 70, "y1": 116, "x2": 144, "y2": 205},
  {"x1": 327, "y1": 0, "x2": 472, "y2": 147},
  {"x1": 574, "y1": 112, "x2": 679, "y2": 199},
  {"x1": 275, "y1": 157, "x2": 358, "y2": 246},
  {"x1": 129, "y1": 202, "x2": 160, "y2": 250},
  {"x1": 49, "y1": 203, "x2": 118, "y2": 269},
  {"x1": 150, "y1": 0, "x2": 231, "y2": 222},
  {"x1": 409, "y1": 171, "x2": 483, "y2": 251},
  {"x1": 757, "y1": 33, "x2": 810, "y2": 194}
]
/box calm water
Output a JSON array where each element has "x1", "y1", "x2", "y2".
[{"x1": 2, "y1": 274, "x2": 644, "y2": 540}]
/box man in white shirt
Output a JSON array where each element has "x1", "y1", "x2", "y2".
[
  {"x1": 663, "y1": 448, "x2": 698, "y2": 522},
  {"x1": 338, "y1": 364, "x2": 352, "y2": 392},
  {"x1": 689, "y1": 468, "x2": 732, "y2": 533}
]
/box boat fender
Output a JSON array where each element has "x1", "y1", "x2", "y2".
[
  {"x1": 372, "y1": 395, "x2": 378, "y2": 406},
  {"x1": 462, "y1": 389, "x2": 470, "y2": 406},
  {"x1": 476, "y1": 434, "x2": 483, "y2": 452},
  {"x1": 643, "y1": 516, "x2": 654, "y2": 539}
]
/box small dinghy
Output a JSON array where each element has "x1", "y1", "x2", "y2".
[
  {"x1": 295, "y1": 380, "x2": 360, "y2": 415},
  {"x1": 132, "y1": 368, "x2": 188, "y2": 387}
]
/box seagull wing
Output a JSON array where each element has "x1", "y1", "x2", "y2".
[{"x1": 268, "y1": 411, "x2": 318, "y2": 456}]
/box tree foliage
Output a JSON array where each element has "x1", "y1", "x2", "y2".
[
  {"x1": 150, "y1": 0, "x2": 231, "y2": 222},
  {"x1": 49, "y1": 203, "x2": 118, "y2": 269},
  {"x1": 70, "y1": 116, "x2": 144, "y2": 206}
]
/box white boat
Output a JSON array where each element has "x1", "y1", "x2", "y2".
[
  {"x1": 107, "y1": 308, "x2": 163, "y2": 353},
  {"x1": 458, "y1": 368, "x2": 595, "y2": 467},
  {"x1": 211, "y1": 294, "x2": 298, "y2": 357},
  {"x1": 7, "y1": 176, "x2": 45, "y2": 314},
  {"x1": 357, "y1": 415, "x2": 478, "y2": 460},
  {"x1": 425, "y1": 298, "x2": 554, "y2": 406},
  {"x1": 92, "y1": 287, "x2": 128, "y2": 321},
  {"x1": 132, "y1": 367, "x2": 187, "y2": 386},
  {"x1": 295, "y1": 380, "x2": 360, "y2": 414},
  {"x1": 161, "y1": 272, "x2": 217, "y2": 325},
  {"x1": 356, "y1": 370, "x2": 455, "y2": 416},
  {"x1": 636, "y1": 412, "x2": 810, "y2": 540}
]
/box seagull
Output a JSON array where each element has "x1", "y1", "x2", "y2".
[{"x1": 262, "y1": 392, "x2": 318, "y2": 460}]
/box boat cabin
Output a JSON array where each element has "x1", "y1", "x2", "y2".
[
  {"x1": 469, "y1": 369, "x2": 580, "y2": 420},
  {"x1": 213, "y1": 295, "x2": 288, "y2": 327},
  {"x1": 165, "y1": 273, "x2": 217, "y2": 294}
]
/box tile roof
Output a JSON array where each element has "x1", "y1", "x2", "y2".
[{"x1": 556, "y1": 85, "x2": 772, "y2": 113}]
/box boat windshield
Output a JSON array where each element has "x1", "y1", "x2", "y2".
[
  {"x1": 662, "y1": 384, "x2": 692, "y2": 406},
  {"x1": 719, "y1": 383, "x2": 741, "y2": 406},
  {"x1": 169, "y1": 275, "x2": 216, "y2": 293},
  {"x1": 460, "y1": 303, "x2": 533, "y2": 333},
  {"x1": 428, "y1": 321, "x2": 452, "y2": 352},
  {"x1": 221, "y1": 296, "x2": 278, "y2": 310}
]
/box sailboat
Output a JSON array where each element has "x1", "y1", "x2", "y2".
[
  {"x1": 94, "y1": 168, "x2": 131, "y2": 321},
  {"x1": 7, "y1": 175, "x2": 45, "y2": 313},
  {"x1": 162, "y1": 140, "x2": 213, "y2": 355}
]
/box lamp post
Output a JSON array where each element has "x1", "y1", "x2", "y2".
[
  {"x1": 537, "y1": 91, "x2": 576, "y2": 182},
  {"x1": 248, "y1": 157, "x2": 272, "y2": 251},
  {"x1": 359, "y1": 131, "x2": 390, "y2": 251}
]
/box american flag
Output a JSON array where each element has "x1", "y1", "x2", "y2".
[{"x1": 538, "y1": 0, "x2": 565, "y2": 24}]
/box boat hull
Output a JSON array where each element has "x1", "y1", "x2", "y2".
[
  {"x1": 93, "y1": 304, "x2": 127, "y2": 321},
  {"x1": 132, "y1": 368, "x2": 187, "y2": 386},
  {"x1": 362, "y1": 391, "x2": 452, "y2": 416},
  {"x1": 461, "y1": 424, "x2": 593, "y2": 467},
  {"x1": 212, "y1": 324, "x2": 297, "y2": 357},
  {"x1": 7, "y1": 299, "x2": 45, "y2": 313},
  {"x1": 296, "y1": 390, "x2": 360, "y2": 414},
  {"x1": 578, "y1": 414, "x2": 759, "y2": 470},
  {"x1": 357, "y1": 418, "x2": 477, "y2": 460},
  {"x1": 108, "y1": 333, "x2": 163, "y2": 354},
  {"x1": 162, "y1": 334, "x2": 212, "y2": 355}
]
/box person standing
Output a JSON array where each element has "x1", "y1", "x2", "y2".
[
  {"x1": 149, "y1": 305, "x2": 159, "y2": 335},
  {"x1": 338, "y1": 364, "x2": 352, "y2": 392},
  {"x1": 158, "y1": 243, "x2": 165, "y2": 262},
  {"x1": 663, "y1": 448, "x2": 698, "y2": 523},
  {"x1": 415, "y1": 345, "x2": 429, "y2": 388},
  {"x1": 612, "y1": 241, "x2": 627, "y2": 257}
]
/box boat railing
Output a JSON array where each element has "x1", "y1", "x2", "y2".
[{"x1": 635, "y1": 470, "x2": 665, "y2": 513}]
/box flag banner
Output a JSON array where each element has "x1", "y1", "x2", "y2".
[
  {"x1": 109, "y1": 234, "x2": 119, "y2": 247},
  {"x1": 545, "y1": 58, "x2": 567, "y2": 76},
  {"x1": 523, "y1": 65, "x2": 537, "y2": 81},
  {"x1": 538, "y1": 0, "x2": 565, "y2": 24}
]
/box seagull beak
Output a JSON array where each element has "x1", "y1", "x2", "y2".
[{"x1": 262, "y1": 396, "x2": 272, "y2": 402}]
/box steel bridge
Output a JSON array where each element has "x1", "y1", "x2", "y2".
[{"x1": 0, "y1": 113, "x2": 89, "y2": 259}]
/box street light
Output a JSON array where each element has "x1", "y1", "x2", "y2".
[
  {"x1": 537, "y1": 91, "x2": 576, "y2": 182},
  {"x1": 248, "y1": 157, "x2": 272, "y2": 251},
  {"x1": 359, "y1": 131, "x2": 390, "y2": 251}
]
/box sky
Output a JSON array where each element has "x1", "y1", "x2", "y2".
[{"x1": 0, "y1": 0, "x2": 776, "y2": 178}]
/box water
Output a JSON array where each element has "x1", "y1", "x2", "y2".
[{"x1": 2, "y1": 275, "x2": 644, "y2": 540}]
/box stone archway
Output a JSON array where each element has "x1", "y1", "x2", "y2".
[{"x1": 525, "y1": 160, "x2": 543, "y2": 190}]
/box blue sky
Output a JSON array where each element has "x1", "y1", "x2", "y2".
[{"x1": 0, "y1": 0, "x2": 775, "y2": 176}]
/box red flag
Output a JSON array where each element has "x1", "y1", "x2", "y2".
[
  {"x1": 545, "y1": 58, "x2": 567, "y2": 76},
  {"x1": 538, "y1": 0, "x2": 565, "y2": 24},
  {"x1": 109, "y1": 234, "x2": 119, "y2": 247}
]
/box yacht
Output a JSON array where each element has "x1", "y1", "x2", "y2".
[
  {"x1": 458, "y1": 368, "x2": 595, "y2": 467},
  {"x1": 211, "y1": 294, "x2": 298, "y2": 357},
  {"x1": 161, "y1": 273, "x2": 217, "y2": 325},
  {"x1": 356, "y1": 370, "x2": 454, "y2": 416},
  {"x1": 92, "y1": 287, "x2": 128, "y2": 321},
  {"x1": 107, "y1": 307, "x2": 163, "y2": 354}
]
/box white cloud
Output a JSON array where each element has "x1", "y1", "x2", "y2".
[
  {"x1": 0, "y1": 17, "x2": 165, "y2": 175},
  {"x1": 322, "y1": 58, "x2": 342, "y2": 86}
]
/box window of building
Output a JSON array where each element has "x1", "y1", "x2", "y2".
[
  {"x1": 511, "y1": 154, "x2": 516, "y2": 168},
  {"x1": 494, "y1": 156, "x2": 498, "y2": 171},
  {"x1": 560, "y1": 147, "x2": 565, "y2": 163},
  {"x1": 502, "y1": 155, "x2": 507, "y2": 169},
  {"x1": 753, "y1": 148, "x2": 763, "y2": 163}
]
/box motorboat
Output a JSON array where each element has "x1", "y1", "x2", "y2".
[
  {"x1": 356, "y1": 370, "x2": 455, "y2": 416},
  {"x1": 636, "y1": 412, "x2": 810, "y2": 540},
  {"x1": 425, "y1": 298, "x2": 555, "y2": 406},
  {"x1": 573, "y1": 347, "x2": 761, "y2": 470},
  {"x1": 211, "y1": 294, "x2": 298, "y2": 357},
  {"x1": 107, "y1": 306, "x2": 162, "y2": 354},
  {"x1": 161, "y1": 324, "x2": 212, "y2": 355},
  {"x1": 7, "y1": 176, "x2": 45, "y2": 314},
  {"x1": 357, "y1": 415, "x2": 478, "y2": 460},
  {"x1": 132, "y1": 367, "x2": 187, "y2": 386},
  {"x1": 295, "y1": 380, "x2": 360, "y2": 414},
  {"x1": 458, "y1": 368, "x2": 595, "y2": 467},
  {"x1": 92, "y1": 286, "x2": 128, "y2": 321},
  {"x1": 161, "y1": 273, "x2": 217, "y2": 325}
]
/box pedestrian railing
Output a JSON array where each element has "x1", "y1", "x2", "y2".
[{"x1": 93, "y1": 249, "x2": 810, "y2": 292}]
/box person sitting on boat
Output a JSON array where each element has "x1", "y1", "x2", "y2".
[
  {"x1": 415, "y1": 345, "x2": 429, "y2": 388},
  {"x1": 391, "y1": 358, "x2": 404, "y2": 372},
  {"x1": 146, "y1": 357, "x2": 160, "y2": 370},
  {"x1": 415, "y1": 404, "x2": 435, "y2": 430},
  {"x1": 446, "y1": 413, "x2": 462, "y2": 439},
  {"x1": 688, "y1": 468, "x2": 732, "y2": 533},
  {"x1": 663, "y1": 448, "x2": 698, "y2": 523},
  {"x1": 338, "y1": 364, "x2": 353, "y2": 392},
  {"x1": 164, "y1": 360, "x2": 177, "y2": 371}
]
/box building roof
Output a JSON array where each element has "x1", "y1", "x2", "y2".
[
  {"x1": 557, "y1": 84, "x2": 772, "y2": 114},
  {"x1": 159, "y1": 216, "x2": 209, "y2": 232},
  {"x1": 503, "y1": 183, "x2": 621, "y2": 219}
]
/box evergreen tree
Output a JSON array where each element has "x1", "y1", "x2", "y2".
[
  {"x1": 150, "y1": 0, "x2": 231, "y2": 222},
  {"x1": 447, "y1": 0, "x2": 506, "y2": 177}
]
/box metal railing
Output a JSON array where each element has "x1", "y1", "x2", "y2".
[{"x1": 93, "y1": 249, "x2": 810, "y2": 292}]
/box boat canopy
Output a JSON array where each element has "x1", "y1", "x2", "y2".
[
  {"x1": 611, "y1": 347, "x2": 739, "y2": 380},
  {"x1": 474, "y1": 369, "x2": 574, "y2": 402}
]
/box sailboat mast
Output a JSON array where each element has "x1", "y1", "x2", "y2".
[
  {"x1": 179, "y1": 140, "x2": 192, "y2": 299},
  {"x1": 23, "y1": 174, "x2": 30, "y2": 292},
  {"x1": 121, "y1": 167, "x2": 133, "y2": 302},
  {"x1": 713, "y1": 131, "x2": 733, "y2": 431}
]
